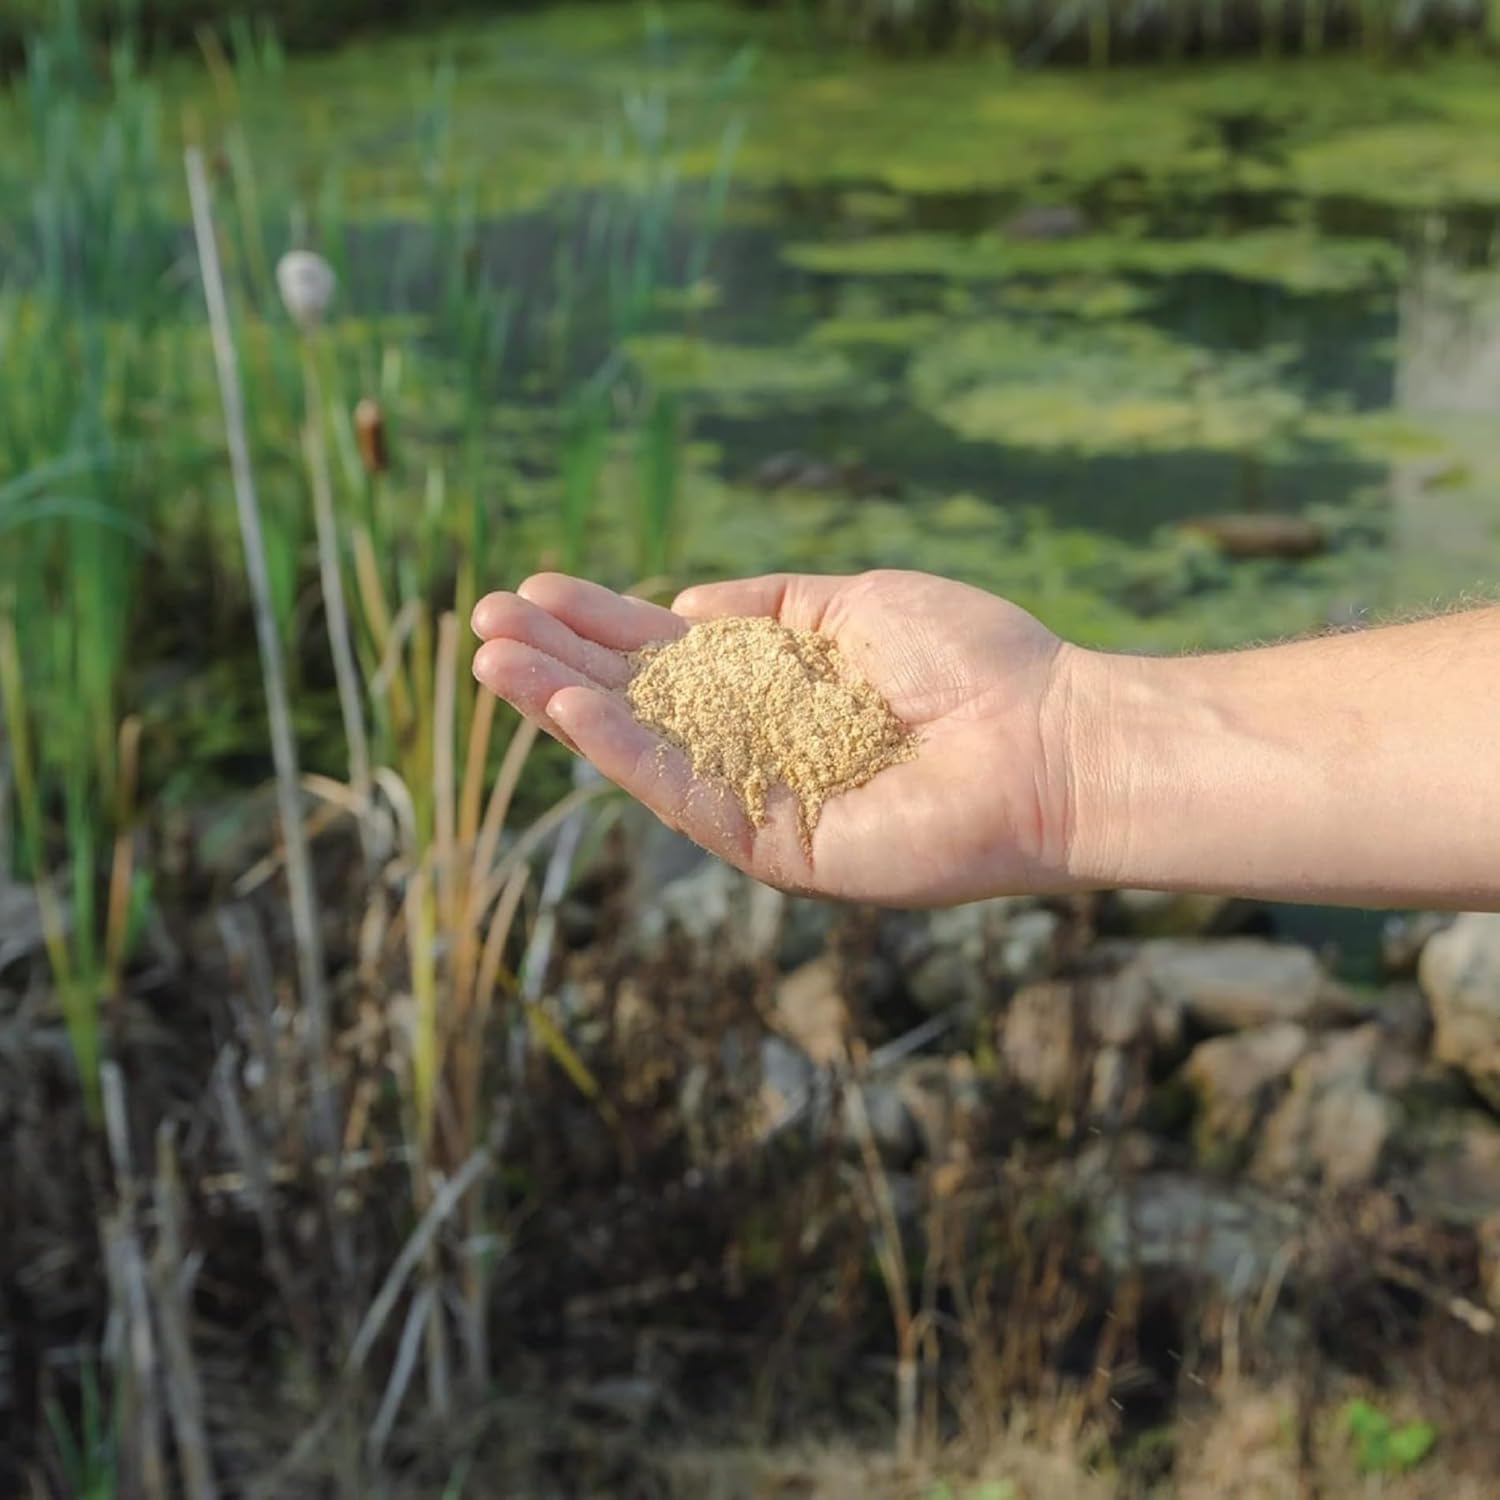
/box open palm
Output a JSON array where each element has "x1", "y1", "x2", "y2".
[{"x1": 471, "y1": 570, "x2": 1075, "y2": 905}]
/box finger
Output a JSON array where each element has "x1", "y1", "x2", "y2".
[
  {"x1": 470, "y1": 591, "x2": 633, "y2": 689},
  {"x1": 672, "y1": 573, "x2": 850, "y2": 631},
  {"x1": 514, "y1": 573, "x2": 684, "y2": 652},
  {"x1": 544, "y1": 685, "x2": 751, "y2": 859},
  {"x1": 472, "y1": 638, "x2": 601, "y2": 726}
]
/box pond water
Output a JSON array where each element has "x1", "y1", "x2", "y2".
[{"x1": 169, "y1": 2, "x2": 1500, "y2": 657}]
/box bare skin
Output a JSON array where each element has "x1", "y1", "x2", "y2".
[{"x1": 471, "y1": 569, "x2": 1500, "y2": 912}]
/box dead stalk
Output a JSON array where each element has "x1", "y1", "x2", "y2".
[
  {"x1": 101, "y1": 1064, "x2": 168, "y2": 1500},
  {"x1": 184, "y1": 146, "x2": 349, "y2": 1283},
  {"x1": 300, "y1": 355, "x2": 373, "y2": 847},
  {"x1": 151, "y1": 1125, "x2": 220, "y2": 1500},
  {"x1": 843, "y1": 1071, "x2": 918, "y2": 1461}
]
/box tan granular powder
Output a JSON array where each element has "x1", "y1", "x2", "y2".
[{"x1": 625, "y1": 616, "x2": 915, "y2": 848}]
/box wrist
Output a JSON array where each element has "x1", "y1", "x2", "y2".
[
  {"x1": 1046, "y1": 643, "x2": 1144, "y2": 892},
  {"x1": 1056, "y1": 640, "x2": 1361, "y2": 902}
]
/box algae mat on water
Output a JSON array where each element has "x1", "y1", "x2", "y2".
[{"x1": 38, "y1": 4, "x2": 1500, "y2": 217}]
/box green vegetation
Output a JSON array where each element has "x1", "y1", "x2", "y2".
[
  {"x1": 785, "y1": 227, "x2": 1406, "y2": 294},
  {"x1": 1340, "y1": 1398, "x2": 1438, "y2": 1476}
]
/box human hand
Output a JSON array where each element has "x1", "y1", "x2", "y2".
[{"x1": 470, "y1": 570, "x2": 1081, "y2": 906}]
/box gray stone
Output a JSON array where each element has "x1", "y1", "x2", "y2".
[
  {"x1": 778, "y1": 896, "x2": 836, "y2": 971},
  {"x1": 842, "y1": 1077, "x2": 917, "y2": 1163},
  {"x1": 632, "y1": 857, "x2": 785, "y2": 967},
  {"x1": 757, "y1": 1034, "x2": 821, "y2": 1138},
  {"x1": 1381, "y1": 911, "x2": 1454, "y2": 978},
  {"x1": 1092, "y1": 1173, "x2": 1297, "y2": 1295},
  {"x1": 1088, "y1": 1045, "x2": 1132, "y2": 1123},
  {"x1": 1255, "y1": 1041, "x2": 1398, "y2": 1189},
  {"x1": 1122, "y1": 939, "x2": 1333, "y2": 1032},
  {"x1": 1000, "y1": 971, "x2": 1183, "y2": 1122},
  {"x1": 999, "y1": 907, "x2": 1062, "y2": 986},
  {"x1": 1182, "y1": 1022, "x2": 1310, "y2": 1155},
  {"x1": 1418, "y1": 912, "x2": 1500, "y2": 1108},
  {"x1": 0, "y1": 877, "x2": 49, "y2": 973},
  {"x1": 1405, "y1": 1112, "x2": 1500, "y2": 1225},
  {"x1": 1092, "y1": 964, "x2": 1184, "y2": 1051},
  {"x1": 896, "y1": 899, "x2": 1060, "y2": 1015}
]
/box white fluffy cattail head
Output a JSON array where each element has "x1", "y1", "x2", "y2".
[{"x1": 276, "y1": 250, "x2": 336, "y2": 331}]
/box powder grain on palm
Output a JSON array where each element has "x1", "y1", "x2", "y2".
[{"x1": 625, "y1": 616, "x2": 914, "y2": 846}]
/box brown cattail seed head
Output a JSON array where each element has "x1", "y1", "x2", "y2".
[{"x1": 354, "y1": 398, "x2": 388, "y2": 476}]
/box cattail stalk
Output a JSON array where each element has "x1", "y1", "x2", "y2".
[{"x1": 184, "y1": 147, "x2": 349, "y2": 1281}]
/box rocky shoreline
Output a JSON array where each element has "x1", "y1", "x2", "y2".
[{"x1": 611, "y1": 816, "x2": 1500, "y2": 1334}]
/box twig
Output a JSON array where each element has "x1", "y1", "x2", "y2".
[
  {"x1": 251, "y1": 1148, "x2": 491, "y2": 1497},
  {"x1": 151, "y1": 1125, "x2": 220, "y2": 1500},
  {"x1": 516, "y1": 761, "x2": 597, "y2": 1007},
  {"x1": 100, "y1": 1064, "x2": 168, "y2": 1500},
  {"x1": 368, "y1": 1283, "x2": 434, "y2": 1464},
  {"x1": 211, "y1": 1049, "x2": 314, "y2": 1351},
  {"x1": 349, "y1": 1147, "x2": 491, "y2": 1373},
  {"x1": 842, "y1": 1070, "x2": 917, "y2": 1460},
  {"x1": 1375, "y1": 1252, "x2": 1496, "y2": 1337},
  {"x1": 216, "y1": 906, "x2": 283, "y2": 1113},
  {"x1": 300, "y1": 348, "x2": 373, "y2": 854},
  {"x1": 184, "y1": 146, "x2": 349, "y2": 1283}
]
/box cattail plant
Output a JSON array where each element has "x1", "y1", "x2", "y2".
[
  {"x1": 276, "y1": 249, "x2": 374, "y2": 846},
  {"x1": 186, "y1": 148, "x2": 350, "y2": 1283}
]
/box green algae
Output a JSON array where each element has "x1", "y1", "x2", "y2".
[
  {"x1": 908, "y1": 315, "x2": 1306, "y2": 454},
  {"x1": 624, "y1": 333, "x2": 860, "y2": 405},
  {"x1": 785, "y1": 226, "x2": 1406, "y2": 294},
  {"x1": 808, "y1": 312, "x2": 944, "y2": 349},
  {"x1": 9, "y1": 6, "x2": 1497, "y2": 221}
]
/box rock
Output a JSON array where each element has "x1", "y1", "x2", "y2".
[
  {"x1": 1183, "y1": 1022, "x2": 1310, "y2": 1159},
  {"x1": 1089, "y1": 1046, "x2": 1132, "y2": 1123},
  {"x1": 632, "y1": 857, "x2": 784, "y2": 968},
  {"x1": 1381, "y1": 911, "x2": 1454, "y2": 978},
  {"x1": 1178, "y1": 513, "x2": 1327, "y2": 560},
  {"x1": 1122, "y1": 939, "x2": 1339, "y2": 1033},
  {"x1": 0, "y1": 877, "x2": 48, "y2": 974},
  {"x1": 1255, "y1": 1059, "x2": 1397, "y2": 1189},
  {"x1": 902, "y1": 899, "x2": 1058, "y2": 1013},
  {"x1": 1092, "y1": 1173, "x2": 1297, "y2": 1294},
  {"x1": 773, "y1": 957, "x2": 851, "y2": 1066},
  {"x1": 1001, "y1": 981, "x2": 1081, "y2": 1105},
  {"x1": 778, "y1": 896, "x2": 836, "y2": 971},
  {"x1": 1001, "y1": 908, "x2": 1062, "y2": 986},
  {"x1": 757, "y1": 1034, "x2": 821, "y2": 1139},
  {"x1": 1000, "y1": 970, "x2": 1183, "y2": 1121},
  {"x1": 1094, "y1": 964, "x2": 1184, "y2": 1052},
  {"x1": 1405, "y1": 1112, "x2": 1500, "y2": 1225},
  {"x1": 1104, "y1": 889, "x2": 1249, "y2": 939},
  {"x1": 842, "y1": 1077, "x2": 917, "y2": 1163},
  {"x1": 1418, "y1": 912, "x2": 1500, "y2": 1108}
]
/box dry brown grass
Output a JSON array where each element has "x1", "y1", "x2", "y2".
[{"x1": 1175, "y1": 1378, "x2": 1496, "y2": 1500}]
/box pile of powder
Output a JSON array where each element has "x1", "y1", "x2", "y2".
[{"x1": 625, "y1": 615, "x2": 914, "y2": 847}]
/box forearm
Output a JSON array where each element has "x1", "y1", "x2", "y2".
[{"x1": 1060, "y1": 607, "x2": 1500, "y2": 910}]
